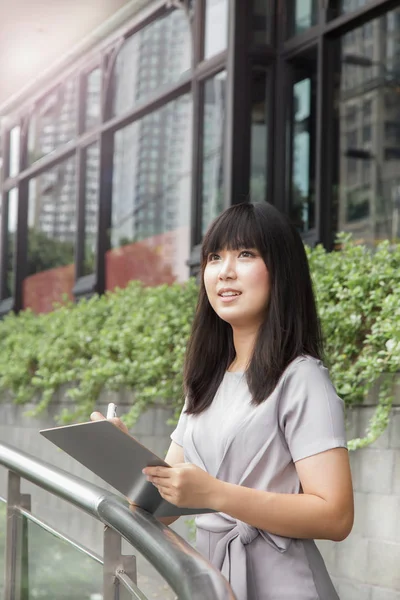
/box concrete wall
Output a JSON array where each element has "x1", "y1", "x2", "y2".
[
  {"x1": 0, "y1": 389, "x2": 399, "y2": 600},
  {"x1": 319, "y1": 403, "x2": 400, "y2": 600}
]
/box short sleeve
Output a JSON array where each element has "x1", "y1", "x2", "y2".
[
  {"x1": 278, "y1": 357, "x2": 347, "y2": 462},
  {"x1": 170, "y1": 400, "x2": 189, "y2": 447}
]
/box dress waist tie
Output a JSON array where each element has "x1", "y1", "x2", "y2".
[{"x1": 197, "y1": 515, "x2": 291, "y2": 600}]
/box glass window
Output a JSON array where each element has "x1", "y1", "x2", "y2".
[
  {"x1": 5, "y1": 188, "x2": 18, "y2": 298},
  {"x1": 385, "y1": 148, "x2": 400, "y2": 161},
  {"x1": 28, "y1": 80, "x2": 77, "y2": 165},
  {"x1": 84, "y1": 67, "x2": 101, "y2": 130},
  {"x1": 333, "y1": 9, "x2": 400, "y2": 245},
  {"x1": 362, "y1": 160, "x2": 371, "y2": 185},
  {"x1": 363, "y1": 99, "x2": 372, "y2": 118},
  {"x1": 329, "y1": 0, "x2": 379, "y2": 19},
  {"x1": 201, "y1": 71, "x2": 227, "y2": 235},
  {"x1": 204, "y1": 0, "x2": 228, "y2": 59},
  {"x1": 385, "y1": 122, "x2": 400, "y2": 144},
  {"x1": 289, "y1": 51, "x2": 317, "y2": 233},
  {"x1": 250, "y1": 67, "x2": 268, "y2": 203},
  {"x1": 109, "y1": 94, "x2": 192, "y2": 290},
  {"x1": 362, "y1": 124, "x2": 371, "y2": 143},
  {"x1": 112, "y1": 11, "x2": 191, "y2": 118},
  {"x1": 288, "y1": 0, "x2": 318, "y2": 38},
  {"x1": 25, "y1": 157, "x2": 77, "y2": 312},
  {"x1": 83, "y1": 144, "x2": 100, "y2": 275},
  {"x1": 347, "y1": 130, "x2": 358, "y2": 148},
  {"x1": 253, "y1": 0, "x2": 271, "y2": 44},
  {"x1": 346, "y1": 188, "x2": 370, "y2": 223},
  {"x1": 345, "y1": 104, "x2": 357, "y2": 126},
  {"x1": 9, "y1": 126, "x2": 20, "y2": 178}
]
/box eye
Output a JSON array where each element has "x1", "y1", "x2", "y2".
[
  {"x1": 239, "y1": 250, "x2": 256, "y2": 258},
  {"x1": 207, "y1": 252, "x2": 221, "y2": 262}
]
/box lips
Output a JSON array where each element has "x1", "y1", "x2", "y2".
[
  {"x1": 218, "y1": 288, "x2": 242, "y2": 297},
  {"x1": 217, "y1": 288, "x2": 242, "y2": 304}
]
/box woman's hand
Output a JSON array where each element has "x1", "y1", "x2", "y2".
[
  {"x1": 90, "y1": 411, "x2": 129, "y2": 435},
  {"x1": 143, "y1": 463, "x2": 221, "y2": 510}
]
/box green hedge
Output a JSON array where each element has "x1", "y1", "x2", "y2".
[{"x1": 0, "y1": 234, "x2": 399, "y2": 450}]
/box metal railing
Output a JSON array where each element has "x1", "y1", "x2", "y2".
[{"x1": 0, "y1": 441, "x2": 235, "y2": 600}]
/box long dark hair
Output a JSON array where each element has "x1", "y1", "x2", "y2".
[{"x1": 184, "y1": 202, "x2": 323, "y2": 415}]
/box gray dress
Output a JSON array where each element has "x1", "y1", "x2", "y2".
[{"x1": 171, "y1": 355, "x2": 347, "y2": 600}]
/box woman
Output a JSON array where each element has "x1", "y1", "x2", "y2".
[{"x1": 92, "y1": 202, "x2": 354, "y2": 600}]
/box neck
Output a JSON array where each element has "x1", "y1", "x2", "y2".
[{"x1": 228, "y1": 325, "x2": 259, "y2": 372}]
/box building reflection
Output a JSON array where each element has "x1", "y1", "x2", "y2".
[{"x1": 337, "y1": 9, "x2": 400, "y2": 245}]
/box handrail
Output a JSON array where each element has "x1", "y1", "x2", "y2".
[{"x1": 0, "y1": 441, "x2": 235, "y2": 600}]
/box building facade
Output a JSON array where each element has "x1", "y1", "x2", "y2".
[{"x1": 0, "y1": 0, "x2": 400, "y2": 314}]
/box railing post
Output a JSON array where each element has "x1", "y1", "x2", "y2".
[
  {"x1": 4, "y1": 470, "x2": 31, "y2": 600},
  {"x1": 103, "y1": 525, "x2": 137, "y2": 600}
]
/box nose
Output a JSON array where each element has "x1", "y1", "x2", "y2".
[{"x1": 218, "y1": 256, "x2": 237, "y2": 280}]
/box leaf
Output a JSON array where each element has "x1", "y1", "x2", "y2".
[{"x1": 0, "y1": 237, "x2": 398, "y2": 447}]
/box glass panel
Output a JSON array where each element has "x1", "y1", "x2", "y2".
[
  {"x1": 129, "y1": 543, "x2": 177, "y2": 599},
  {"x1": 24, "y1": 157, "x2": 76, "y2": 313},
  {"x1": 250, "y1": 67, "x2": 268, "y2": 203},
  {"x1": 22, "y1": 514, "x2": 103, "y2": 599},
  {"x1": 6, "y1": 188, "x2": 18, "y2": 298},
  {"x1": 253, "y1": 0, "x2": 270, "y2": 44},
  {"x1": 112, "y1": 10, "x2": 191, "y2": 118},
  {"x1": 28, "y1": 80, "x2": 77, "y2": 165},
  {"x1": 288, "y1": 0, "x2": 318, "y2": 37},
  {"x1": 204, "y1": 0, "x2": 228, "y2": 59},
  {"x1": 0, "y1": 499, "x2": 6, "y2": 598},
  {"x1": 289, "y1": 51, "x2": 317, "y2": 233},
  {"x1": 109, "y1": 94, "x2": 192, "y2": 290},
  {"x1": 201, "y1": 71, "x2": 227, "y2": 235},
  {"x1": 329, "y1": 0, "x2": 376, "y2": 19},
  {"x1": 9, "y1": 126, "x2": 20, "y2": 177},
  {"x1": 84, "y1": 68, "x2": 101, "y2": 131},
  {"x1": 83, "y1": 144, "x2": 100, "y2": 275},
  {"x1": 334, "y1": 8, "x2": 400, "y2": 245}
]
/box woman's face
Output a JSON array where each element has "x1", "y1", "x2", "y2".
[{"x1": 203, "y1": 247, "x2": 271, "y2": 328}]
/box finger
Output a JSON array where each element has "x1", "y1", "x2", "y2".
[
  {"x1": 157, "y1": 486, "x2": 174, "y2": 499},
  {"x1": 90, "y1": 411, "x2": 105, "y2": 421},
  {"x1": 145, "y1": 466, "x2": 172, "y2": 477},
  {"x1": 148, "y1": 475, "x2": 172, "y2": 486}
]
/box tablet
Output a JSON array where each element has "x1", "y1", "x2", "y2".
[{"x1": 40, "y1": 420, "x2": 211, "y2": 517}]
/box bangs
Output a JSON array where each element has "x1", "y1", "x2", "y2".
[{"x1": 202, "y1": 204, "x2": 265, "y2": 262}]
